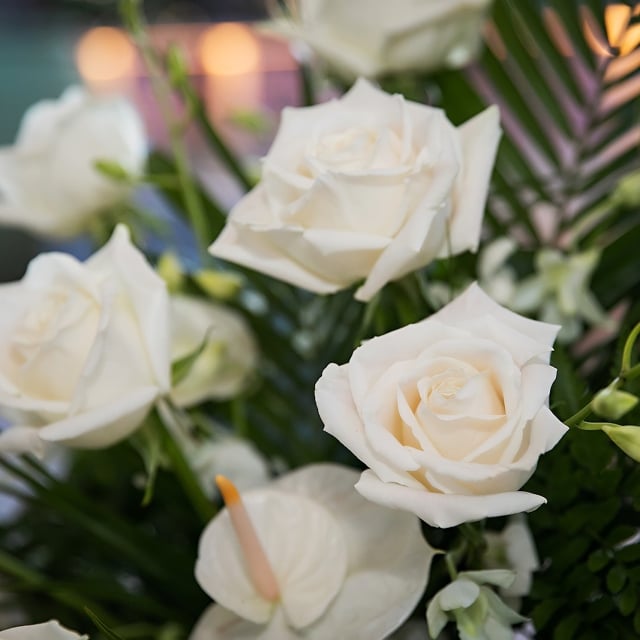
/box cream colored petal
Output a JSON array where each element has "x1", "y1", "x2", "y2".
[
  {"x1": 87, "y1": 225, "x2": 171, "y2": 392},
  {"x1": 434, "y1": 283, "x2": 560, "y2": 352},
  {"x1": 315, "y1": 364, "x2": 420, "y2": 487},
  {"x1": 0, "y1": 620, "x2": 87, "y2": 640},
  {"x1": 195, "y1": 489, "x2": 347, "y2": 629},
  {"x1": 38, "y1": 385, "x2": 158, "y2": 448},
  {"x1": 273, "y1": 464, "x2": 434, "y2": 640},
  {"x1": 189, "y1": 605, "x2": 294, "y2": 640},
  {"x1": 355, "y1": 469, "x2": 547, "y2": 528},
  {"x1": 0, "y1": 426, "x2": 44, "y2": 457},
  {"x1": 447, "y1": 106, "x2": 502, "y2": 256}
]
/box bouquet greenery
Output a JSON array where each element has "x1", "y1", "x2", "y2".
[{"x1": 0, "y1": 1, "x2": 639, "y2": 638}]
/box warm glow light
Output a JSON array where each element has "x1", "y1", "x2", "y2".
[
  {"x1": 199, "y1": 23, "x2": 261, "y2": 76},
  {"x1": 76, "y1": 27, "x2": 136, "y2": 82}
]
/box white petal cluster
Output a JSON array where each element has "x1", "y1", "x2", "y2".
[
  {"x1": 210, "y1": 79, "x2": 500, "y2": 302},
  {"x1": 316, "y1": 283, "x2": 567, "y2": 528},
  {"x1": 0, "y1": 225, "x2": 170, "y2": 453},
  {"x1": 0, "y1": 87, "x2": 146, "y2": 237}
]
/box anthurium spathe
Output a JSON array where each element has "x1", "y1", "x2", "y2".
[{"x1": 192, "y1": 464, "x2": 434, "y2": 640}]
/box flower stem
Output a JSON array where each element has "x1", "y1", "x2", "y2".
[
  {"x1": 621, "y1": 321, "x2": 640, "y2": 373},
  {"x1": 120, "y1": 0, "x2": 212, "y2": 260},
  {"x1": 154, "y1": 404, "x2": 216, "y2": 523},
  {"x1": 565, "y1": 402, "x2": 593, "y2": 428}
]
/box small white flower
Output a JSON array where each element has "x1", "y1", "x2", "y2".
[
  {"x1": 210, "y1": 79, "x2": 500, "y2": 302},
  {"x1": 271, "y1": 0, "x2": 493, "y2": 79},
  {"x1": 0, "y1": 620, "x2": 87, "y2": 639},
  {"x1": 192, "y1": 464, "x2": 434, "y2": 640},
  {"x1": 0, "y1": 87, "x2": 146, "y2": 237},
  {"x1": 0, "y1": 225, "x2": 170, "y2": 453},
  {"x1": 511, "y1": 249, "x2": 611, "y2": 343},
  {"x1": 427, "y1": 570, "x2": 526, "y2": 640}
]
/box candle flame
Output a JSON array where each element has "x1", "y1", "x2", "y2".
[{"x1": 216, "y1": 475, "x2": 280, "y2": 602}]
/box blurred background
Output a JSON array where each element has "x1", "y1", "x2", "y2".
[{"x1": 0, "y1": 0, "x2": 301, "y2": 280}]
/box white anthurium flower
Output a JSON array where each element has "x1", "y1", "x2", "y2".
[
  {"x1": 427, "y1": 570, "x2": 526, "y2": 640},
  {"x1": 315, "y1": 283, "x2": 568, "y2": 528},
  {"x1": 0, "y1": 225, "x2": 170, "y2": 453},
  {"x1": 192, "y1": 464, "x2": 435, "y2": 640},
  {"x1": 482, "y1": 515, "x2": 540, "y2": 605},
  {"x1": 0, "y1": 87, "x2": 146, "y2": 237},
  {"x1": 271, "y1": 0, "x2": 493, "y2": 79},
  {"x1": 0, "y1": 620, "x2": 88, "y2": 639},
  {"x1": 210, "y1": 78, "x2": 501, "y2": 302},
  {"x1": 510, "y1": 248, "x2": 612, "y2": 343},
  {"x1": 169, "y1": 294, "x2": 258, "y2": 408}
]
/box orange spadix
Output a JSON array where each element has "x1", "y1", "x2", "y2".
[{"x1": 216, "y1": 475, "x2": 280, "y2": 602}]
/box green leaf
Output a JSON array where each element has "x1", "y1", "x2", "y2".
[
  {"x1": 616, "y1": 585, "x2": 638, "y2": 617},
  {"x1": 85, "y1": 608, "x2": 126, "y2": 640},
  {"x1": 553, "y1": 613, "x2": 582, "y2": 640},
  {"x1": 587, "y1": 549, "x2": 611, "y2": 573},
  {"x1": 607, "y1": 565, "x2": 628, "y2": 594}
]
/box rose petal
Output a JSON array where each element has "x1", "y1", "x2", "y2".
[
  {"x1": 0, "y1": 426, "x2": 45, "y2": 457},
  {"x1": 434, "y1": 283, "x2": 560, "y2": 351},
  {"x1": 355, "y1": 469, "x2": 547, "y2": 528},
  {"x1": 38, "y1": 385, "x2": 158, "y2": 448},
  {"x1": 315, "y1": 364, "x2": 420, "y2": 487},
  {"x1": 87, "y1": 225, "x2": 171, "y2": 391},
  {"x1": 447, "y1": 106, "x2": 502, "y2": 255}
]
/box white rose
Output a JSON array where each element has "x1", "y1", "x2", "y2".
[
  {"x1": 169, "y1": 294, "x2": 257, "y2": 408},
  {"x1": 0, "y1": 86, "x2": 146, "y2": 237},
  {"x1": 315, "y1": 283, "x2": 568, "y2": 528},
  {"x1": 210, "y1": 79, "x2": 500, "y2": 302},
  {"x1": 0, "y1": 621, "x2": 87, "y2": 640},
  {"x1": 192, "y1": 464, "x2": 434, "y2": 640},
  {"x1": 273, "y1": 0, "x2": 492, "y2": 79},
  {"x1": 0, "y1": 225, "x2": 170, "y2": 453}
]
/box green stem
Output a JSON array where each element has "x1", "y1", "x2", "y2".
[
  {"x1": 565, "y1": 402, "x2": 593, "y2": 428},
  {"x1": 621, "y1": 322, "x2": 640, "y2": 373},
  {"x1": 154, "y1": 404, "x2": 216, "y2": 523},
  {"x1": 299, "y1": 63, "x2": 315, "y2": 107},
  {"x1": 190, "y1": 96, "x2": 254, "y2": 192},
  {"x1": 120, "y1": 0, "x2": 211, "y2": 260},
  {"x1": 445, "y1": 552, "x2": 459, "y2": 580},
  {"x1": 622, "y1": 362, "x2": 640, "y2": 383}
]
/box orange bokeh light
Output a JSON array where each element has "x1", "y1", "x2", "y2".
[
  {"x1": 76, "y1": 27, "x2": 136, "y2": 82},
  {"x1": 198, "y1": 23, "x2": 261, "y2": 76}
]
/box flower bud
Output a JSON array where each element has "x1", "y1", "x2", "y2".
[
  {"x1": 602, "y1": 424, "x2": 640, "y2": 462},
  {"x1": 157, "y1": 251, "x2": 185, "y2": 292},
  {"x1": 592, "y1": 387, "x2": 639, "y2": 421}
]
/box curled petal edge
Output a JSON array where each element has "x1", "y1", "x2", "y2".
[{"x1": 354, "y1": 470, "x2": 547, "y2": 528}]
